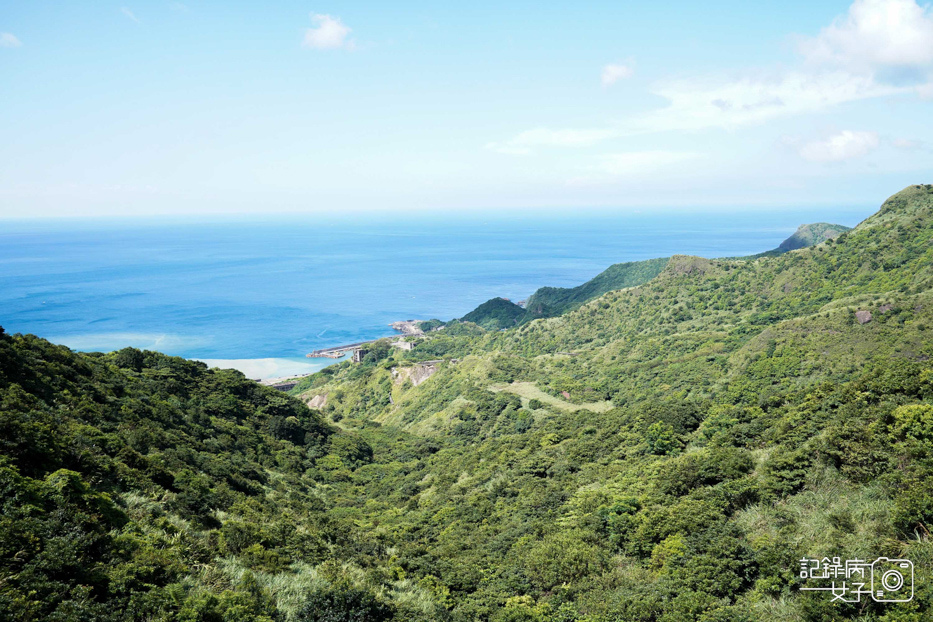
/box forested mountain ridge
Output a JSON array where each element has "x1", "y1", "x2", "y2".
[
  {"x1": 3, "y1": 185, "x2": 933, "y2": 621},
  {"x1": 460, "y1": 216, "x2": 852, "y2": 329},
  {"x1": 777, "y1": 222, "x2": 851, "y2": 252},
  {"x1": 460, "y1": 297, "x2": 527, "y2": 330},
  {"x1": 520, "y1": 257, "x2": 670, "y2": 321}
]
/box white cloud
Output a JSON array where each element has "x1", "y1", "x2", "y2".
[
  {"x1": 491, "y1": 71, "x2": 904, "y2": 153},
  {"x1": 121, "y1": 7, "x2": 141, "y2": 24},
  {"x1": 892, "y1": 137, "x2": 921, "y2": 149},
  {"x1": 0, "y1": 32, "x2": 22, "y2": 48},
  {"x1": 597, "y1": 151, "x2": 699, "y2": 175},
  {"x1": 566, "y1": 151, "x2": 700, "y2": 186},
  {"x1": 798, "y1": 0, "x2": 933, "y2": 73},
  {"x1": 490, "y1": 0, "x2": 931, "y2": 163},
  {"x1": 602, "y1": 63, "x2": 634, "y2": 86},
  {"x1": 798, "y1": 130, "x2": 880, "y2": 162},
  {"x1": 640, "y1": 71, "x2": 903, "y2": 133},
  {"x1": 505, "y1": 127, "x2": 617, "y2": 147},
  {"x1": 302, "y1": 13, "x2": 354, "y2": 50},
  {"x1": 486, "y1": 127, "x2": 618, "y2": 154},
  {"x1": 486, "y1": 144, "x2": 532, "y2": 156}
]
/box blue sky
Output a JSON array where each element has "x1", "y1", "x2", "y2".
[{"x1": 1, "y1": 0, "x2": 932, "y2": 217}]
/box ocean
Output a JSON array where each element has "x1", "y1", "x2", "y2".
[{"x1": 0, "y1": 207, "x2": 869, "y2": 379}]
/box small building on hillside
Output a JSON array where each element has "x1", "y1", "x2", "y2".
[
  {"x1": 391, "y1": 340, "x2": 414, "y2": 351},
  {"x1": 352, "y1": 349, "x2": 368, "y2": 363}
]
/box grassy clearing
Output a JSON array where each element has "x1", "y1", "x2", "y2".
[{"x1": 488, "y1": 381, "x2": 615, "y2": 413}]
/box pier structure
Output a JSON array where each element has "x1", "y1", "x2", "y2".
[
  {"x1": 305, "y1": 341, "x2": 373, "y2": 359},
  {"x1": 306, "y1": 320, "x2": 428, "y2": 361}
]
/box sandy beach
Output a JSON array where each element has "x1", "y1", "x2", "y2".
[{"x1": 196, "y1": 355, "x2": 349, "y2": 382}]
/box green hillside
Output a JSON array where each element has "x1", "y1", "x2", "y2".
[
  {"x1": 457, "y1": 257, "x2": 670, "y2": 329},
  {"x1": 3, "y1": 185, "x2": 933, "y2": 621},
  {"x1": 522, "y1": 257, "x2": 670, "y2": 320},
  {"x1": 0, "y1": 336, "x2": 442, "y2": 621},
  {"x1": 460, "y1": 297, "x2": 527, "y2": 330},
  {"x1": 778, "y1": 222, "x2": 851, "y2": 252},
  {"x1": 461, "y1": 219, "x2": 848, "y2": 328}
]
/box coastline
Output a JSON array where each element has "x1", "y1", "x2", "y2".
[
  {"x1": 198, "y1": 320, "x2": 425, "y2": 382},
  {"x1": 196, "y1": 355, "x2": 350, "y2": 382}
]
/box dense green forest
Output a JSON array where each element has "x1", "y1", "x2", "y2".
[
  {"x1": 3, "y1": 185, "x2": 933, "y2": 621},
  {"x1": 520, "y1": 257, "x2": 670, "y2": 321},
  {"x1": 460, "y1": 298, "x2": 527, "y2": 330}
]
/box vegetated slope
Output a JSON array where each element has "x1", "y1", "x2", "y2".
[
  {"x1": 4, "y1": 185, "x2": 933, "y2": 622},
  {"x1": 457, "y1": 256, "x2": 670, "y2": 329},
  {"x1": 290, "y1": 185, "x2": 933, "y2": 620},
  {"x1": 778, "y1": 222, "x2": 851, "y2": 251},
  {"x1": 521, "y1": 256, "x2": 670, "y2": 320},
  {"x1": 507, "y1": 187, "x2": 931, "y2": 362},
  {"x1": 0, "y1": 336, "x2": 447, "y2": 621},
  {"x1": 460, "y1": 297, "x2": 526, "y2": 330},
  {"x1": 462, "y1": 219, "x2": 848, "y2": 328}
]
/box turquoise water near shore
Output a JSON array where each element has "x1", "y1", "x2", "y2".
[{"x1": 0, "y1": 208, "x2": 869, "y2": 378}]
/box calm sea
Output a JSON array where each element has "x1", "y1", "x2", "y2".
[{"x1": 0, "y1": 207, "x2": 869, "y2": 378}]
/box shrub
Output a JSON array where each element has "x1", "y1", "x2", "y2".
[{"x1": 295, "y1": 585, "x2": 394, "y2": 622}]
